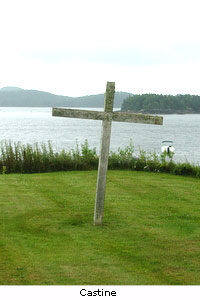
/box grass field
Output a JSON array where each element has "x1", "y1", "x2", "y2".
[{"x1": 1, "y1": 170, "x2": 200, "y2": 285}]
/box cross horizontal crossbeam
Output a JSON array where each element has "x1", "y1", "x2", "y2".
[{"x1": 52, "y1": 108, "x2": 163, "y2": 125}]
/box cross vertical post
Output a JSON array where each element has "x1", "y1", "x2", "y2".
[{"x1": 94, "y1": 82, "x2": 115, "y2": 226}]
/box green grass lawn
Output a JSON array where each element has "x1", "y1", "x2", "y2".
[{"x1": 1, "y1": 170, "x2": 200, "y2": 285}]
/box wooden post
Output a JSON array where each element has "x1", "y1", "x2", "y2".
[
  {"x1": 52, "y1": 82, "x2": 163, "y2": 226},
  {"x1": 94, "y1": 82, "x2": 115, "y2": 225}
]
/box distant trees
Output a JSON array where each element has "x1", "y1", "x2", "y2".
[{"x1": 121, "y1": 94, "x2": 200, "y2": 113}]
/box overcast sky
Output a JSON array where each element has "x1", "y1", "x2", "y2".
[{"x1": 1, "y1": 0, "x2": 200, "y2": 96}]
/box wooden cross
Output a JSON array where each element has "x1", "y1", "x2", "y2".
[{"x1": 52, "y1": 82, "x2": 163, "y2": 226}]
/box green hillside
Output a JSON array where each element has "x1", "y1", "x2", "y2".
[{"x1": 0, "y1": 87, "x2": 131, "y2": 108}]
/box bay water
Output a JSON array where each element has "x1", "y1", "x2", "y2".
[{"x1": 0, "y1": 107, "x2": 199, "y2": 165}]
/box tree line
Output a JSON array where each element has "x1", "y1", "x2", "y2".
[{"x1": 121, "y1": 94, "x2": 200, "y2": 114}]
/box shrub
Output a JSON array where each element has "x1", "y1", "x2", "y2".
[
  {"x1": 109, "y1": 140, "x2": 136, "y2": 169},
  {"x1": 0, "y1": 139, "x2": 200, "y2": 179}
]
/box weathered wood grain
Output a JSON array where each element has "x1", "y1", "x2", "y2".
[
  {"x1": 112, "y1": 112, "x2": 163, "y2": 125},
  {"x1": 52, "y1": 108, "x2": 105, "y2": 120},
  {"x1": 94, "y1": 118, "x2": 112, "y2": 225},
  {"x1": 94, "y1": 82, "x2": 115, "y2": 225},
  {"x1": 52, "y1": 108, "x2": 163, "y2": 125}
]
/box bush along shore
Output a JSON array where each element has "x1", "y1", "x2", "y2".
[{"x1": 0, "y1": 140, "x2": 200, "y2": 178}]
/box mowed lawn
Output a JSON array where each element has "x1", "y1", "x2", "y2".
[{"x1": 1, "y1": 170, "x2": 200, "y2": 285}]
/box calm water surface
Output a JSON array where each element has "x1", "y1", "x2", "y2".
[{"x1": 0, "y1": 107, "x2": 199, "y2": 164}]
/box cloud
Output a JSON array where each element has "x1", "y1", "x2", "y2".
[
  {"x1": 1, "y1": 0, "x2": 200, "y2": 53},
  {"x1": 22, "y1": 41, "x2": 200, "y2": 66},
  {"x1": 1, "y1": 52, "x2": 199, "y2": 96},
  {"x1": 1, "y1": 0, "x2": 200, "y2": 95}
]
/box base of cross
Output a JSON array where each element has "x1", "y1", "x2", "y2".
[
  {"x1": 94, "y1": 215, "x2": 103, "y2": 226},
  {"x1": 52, "y1": 82, "x2": 163, "y2": 226}
]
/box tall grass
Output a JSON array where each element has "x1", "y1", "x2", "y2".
[
  {"x1": 0, "y1": 139, "x2": 200, "y2": 178},
  {"x1": 0, "y1": 140, "x2": 98, "y2": 174}
]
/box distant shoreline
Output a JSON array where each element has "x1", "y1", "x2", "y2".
[
  {"x1": 121, "y1": 109, "x2": 200, "y2": 115},
  {"x1": 0, "y1": 107, "x2": 200, "y2": 114}
]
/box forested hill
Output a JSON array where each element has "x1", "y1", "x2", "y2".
[
  {"x1": 121, "y1": 94, "x2": 200, "y2": 114},
  {"x1": 0, "y1": 87, "x2": 131, "y2": 108}
]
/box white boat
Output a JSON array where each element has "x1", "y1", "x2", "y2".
[{"x1": 161, "y1": 141, "x2": 175, "y2": 154}]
